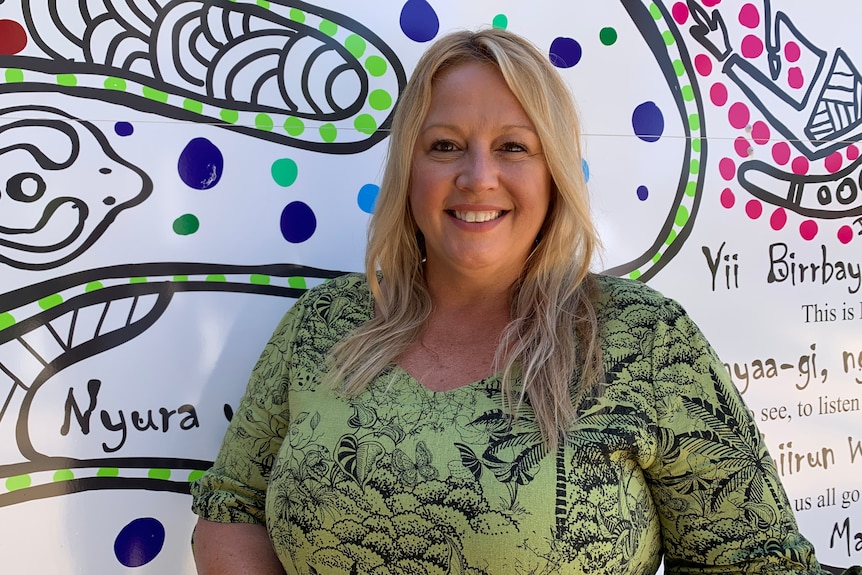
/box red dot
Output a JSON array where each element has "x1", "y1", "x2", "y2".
[
  {"x1": 825, "y1": 152, "x2": 843, "y2": 174},
  {"x1": 784, "y1": 41, "x2": 801, "y2": 63},
  {"x1": 745, "y1": 199, "x2": 763, "y2": 219},
  {"x1": 847, "y1": 145, "x2": 860, "y2": 161},
  {"x1": 770, "y1": 208, "x2": 787, "y2": 231},
  {"x1": 788, "y1": 67, "x2": 804, "y2": 89},
  {"x1": 728, "y1": 102, "x2": 751, "y2": 129},
  {"x1": 739, "y1": 3, "x2": 761, "y2": 28},
  {"x1": 772, "y1": 141, "x2": 791, "y2": 165},
  {"x1": 838, "y1": 225, "x2": 854, "y2": 244},
  {"x1": 741, "y1": 35, "x2": 764, "y2": 58},
  {"x1": 719, "y1": 157, "x2": 737, "y2": 180},
  {"x1": 694, "y1": 54, "x2": 713, "y2": 76},
  {"x1": 720, "y1": 188, "x2": 736, "y2": 208},
  {"x1": 672, "y1": 2, "x2": 690, "y2": 25},
  {"x1": 751, "y1": 121, "x2": 770, "y2": 145},
  {"x1": 703, "y1": 0, "x2": 722, "y2": 6},
  {"x1": 0, "y1": 20, "x2": 28, "y2": 55},
  {"x1": 734, "y1": 136, "x2": 752, "y2": 158},
  {"x1": 791, "y1": 156, "x2": 809, "y2": 175},
  {"x1": 710, "y1": 83, "x2": 728, "y2": 106},
  {"x1": 799, "y1": 220, "x2": 818, "y2": 240}
]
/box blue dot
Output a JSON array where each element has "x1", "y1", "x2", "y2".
[
  {"x1": 632, "y1": 102, "x2": 665, "y2": 143},
  {"x1": 114, "y1": 517, "x2": 165, "y2": 568},
  {"x1": 357, "y1": 184, "x2": 380, "y2": 214},
  {"x1": 280, "y1": 201, "x2": 317, "y2": 243},
  {"x1": 549, "y1": 37, "x2": 582, "y2": 68},
  {"x1": 582, "y1": 159, "x2": 590, "y2": 183},
  {"x1": 637, "y1": 185, "x2": 649, "y2": 201},
  {"x1": 178, "y1": 137, "x2": 224, "y2": 190},
  {"x1": 114, "y1": 122, "x2": 134, "y2": 137},
  {"x1": 400, "y1": 0, "x2": 439, "y2": 42}
]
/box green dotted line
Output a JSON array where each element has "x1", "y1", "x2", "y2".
[{"x1": 3, "y1": 468, "x2": 208, "y2": 493}]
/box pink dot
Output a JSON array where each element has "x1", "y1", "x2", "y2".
[
  {"x1": 745, "y1": 199, "x2": 763, "y2": 219},
  {"x1": 672, "y1": 2, "x2": 689, "y2": 24},
  {"x1": 791, "y1": 156, "x2": 809, "y2": 175},
  {"x1": 770, "y1": 208, "x2": 787, "y2": 231},
  {"x1": 825, "y1": 151, "x2": 843, "y2": 174},
  {"x1": 784, "y1": 41, "x2": 801, "y2": 63},
  {"x1": 772, "y1": 141, "x2": 791, "y2": 165},
  {"x1": 694, "y1": 54, "x2": 713, "y2": 76},
  {"x1": 734, "y1": 136, "x2": 752, "y2": 158},
  {"x1": 719, "y1": 157, "x2": 737, "y2": 180},
  {"x1": 848, "y1": 145, "x2": 860, "y2": 161},
  {"x1": 799, "y1": 219, "x2": 818, "y2": 240},
  {"x1": 711, "y1": 83, "x2": 728, "y2": 106},
  {"x1": 739, "y1": 3, "x2": 761, "y2": 28},
  {"x1": 788, "y1": 67, "x2": 804, "y2": 89},
  {"x1": 720, "y1": 187, "x2": 736, "y2": 208},
  {"x1": 751, "y1": 121, "x2": 770, "y2": 145},
  {"x1": 741, "y1": 35, "x2": 764, "y2": 58},
  {"x1": 703, "y1": 0, "x2": 721, "y2": 6},
  {"x1": 728, "y1": 102, "x2": 751, "y2": 129},
  {"x1": 838, "y1": 225, "x2": 854, "y2": 244}
]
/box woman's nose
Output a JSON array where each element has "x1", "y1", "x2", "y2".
[{"x1": 455, "y1": 149, "x2": 499, "y2": 192}]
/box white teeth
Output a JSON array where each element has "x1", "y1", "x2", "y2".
[{"x1": 453, "y1": 210, "x2": 503, "y2": 223}]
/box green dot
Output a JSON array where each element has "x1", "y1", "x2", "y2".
[
  {"x1": 183, "y1": 99, "x2": 204, "y2": 114},
  {"x1": 173, "y1": 275, "x2": 189, "y2": 282},
  {"x1": 173, "y1": 214, "x2": 200, "y2": 236},
  {"x1": 148, "y1": 469, "x2": 171, "y2": 480},
  {"x1": 254, "y1": 113, "x2": 274, "y2": 131},
  {"x1": 283, "y1": 116, "x2": 305, "y2": 136},
  {"x1": 320, "y1": 123, "x2": 337, "y2": 142},
  {"x1": 681, "y1": 85, "x2": 694, "y2": 101},
  {"x1": 289, "y1": 8, "x2": 305, "y2": 22},
  {"x1": 629, "y1": 270, "x2": 642, "y2": 280},
  {"x1": 97, "y1": 468, "x2": 119, "y2": 477},
  {"x1": 38, "y1": 294, "x2": 63, "y2": 310},
  {"x1": 675, "y1": 205, "x2": 690, "y2": 227},
  {"x1": 345, "y1": 34, "x2": 366, "y2": 58},
  {"x1": 685, "y1": 181, "x2": 697, "y2": 197},
  {"x1": 665, "y1": 229, "x2": 678, "y2": 245},
  {"x1": 319, "y1": 19, "x2": 337, "y2": 37},
  {"x1": 188, "y1": 470, "x2": 205, "y2": 482},
  {"x1": 689, "y1": 159, "x2": 700, "y2": 174},
  {"x1": 662, "y1": 31, "x2": 675, "y2": 46},
  {"x1": 599, "y1": 27, "x2": 618, "y2": 46},
  {"x1": 288, "y1": 277, "x2": 308, "y2": 289},
  {"x1": 688, "y1": 113, "x2": 700, "y2": 131},
  {"x1": 5, "y1": 69, "x2": 24, "y2": 83},
  {"x1": 53, "y1": 469, "x2": 75, "y2": 482},
  {"x1": 257, "y1": 0, "x2": 270, "y2": 7},
  {"x1": 130, "y1": 277, "x2": 147, "y2": 284},
  {"x1": 365, "y1": 56, "x2": 387, "y2": 77},
  {"x1": 369, "y1": 89, "x2": 392, "y2": 111},
  {"x1": 0, "y1": 312, "x2": 14, "y2": 330},
  {"x1": 651, "y1": 252, "x2": 662, "y2": 263},
  {"x1": 57, "y1": 74, "x2": 77, "y2": 87},
  {"x1": 492, "y1": 14, "x2": 508, "y2": 29},
  {"x1": 206, "y1": 275, "x2": 226, "y2": 282},
  {"x1": 85, "y1": 281, "x2": 104, "y2": 292},
  {"x1": 355, "y1": 114, "x2": 377, "y2": 135},
  {"x1": 6, "y1": 475, "x2": 31, "y2": 491},
  {"x1": 691, "y1": 138, "x2": 701, "y2": 153},
  {"x1": 271, "y1": 158, "x2": 298, "y2": 187},
  {"x1": 220, "y1": 109, "x2": 239, "y2": 124},
  {"x1": 104, "y1": 77, "x2": 127, "y2": 91},
  {"x1": 142, "y1": 85, "x2": 168, "y2": 103},
  {"x1": 250, "y1": 274, "x2": 271, "y2": 286},
  {"x1": 672, "y1": 59, "x2": 685, "y2": 77},
  {"x1": 650, "y1": 3, "x2": 662, "y2": 20}
]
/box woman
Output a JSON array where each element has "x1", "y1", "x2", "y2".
[{"x1": 191, "y1": 28, "x2": 831, "y2": 574}]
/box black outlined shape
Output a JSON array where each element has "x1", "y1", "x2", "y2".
[{"x1": 0, "y1": 104, "x2": 152, "y2": 270}]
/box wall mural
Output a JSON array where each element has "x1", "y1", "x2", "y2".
[{"x1": 0, "y1": 1, "x2": 859, "y2": 572}]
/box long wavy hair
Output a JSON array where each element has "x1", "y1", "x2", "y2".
[{"x1": 325, "y1": 28, "x2": 603, "y2": 449}]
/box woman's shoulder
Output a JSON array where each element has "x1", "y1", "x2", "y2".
[{"x1": 592, "y1": 273, "x2": 672, "y2": 310}]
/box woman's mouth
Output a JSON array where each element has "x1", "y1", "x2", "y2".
[{"x1": 450, "y1": 210, "x2": 505, "y2": 223}]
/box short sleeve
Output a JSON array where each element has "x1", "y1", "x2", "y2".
[
  {"x1": 190, "y1": 299, "x2": 305, "y2": 525},
  {"x1": 646, "y1": 298, "x2": 826, "y2": 574}
]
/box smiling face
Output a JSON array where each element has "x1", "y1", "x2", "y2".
[{"x1": 409, "y1": 61, "x2": 553, "y2": 285}]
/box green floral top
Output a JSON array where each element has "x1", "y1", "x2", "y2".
[{"x1": 191, "y1": 273, "x2": 826, "y2": 575}]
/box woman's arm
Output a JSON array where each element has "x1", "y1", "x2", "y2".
[{"x1": 192, "y1": 519, "x2": 285, "y2": 575}]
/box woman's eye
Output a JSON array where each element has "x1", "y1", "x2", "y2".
[
  {"x1": 430, "y1": 140, "x2": 458, "y2": 152},
  {"x1": 500, "y1": 141, "x2": 528, "y2": 153}
]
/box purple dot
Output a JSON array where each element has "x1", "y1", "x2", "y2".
[
  {"x1": 114, "y1": 122, "x2": 134, "y2": 137},
  {"x1": 770, "y1": 208, "x2": 787, "y2": 231},
  {"x1": 632, "y1": 101, "x2": 664, "y2": 143},
  {"x1": 772, "y1": 141, "x2": 791, "y2": 165},
  {"x1": 114, "y1": 518, "x2": 165, "y2": 568},
  {"x1": 719, "y1": 157, "x2": 736, "y2": 180},
  {"x1": 280, "y1": 201, "x2": 317, "y2": 243},
  {"x1": 799, "y1": 219, "x2": 818, "y2": 240},
  {"x1": 400, "y1": 0, "x2": 439, "y2": 43},
  {"x1": 549, "y1": 37, "x2": 582, "y2": 68},
  {"x1": 751, "y1": 121, "x2": 770, "y2": 145},
  {"x1": 720, "y1": 188, "x2": 736, "y2": 208},
  {"x1": 838, "y1": 225, "x2": 854, "y2": 244},
  {"x1": 745, "y1": 199, "x2": 763, "y2": 219},
  {"x1": 785, "y1": 41, "x2": 801, "y2": 63},
  {"x1": 741, "y1": 35, "x2": 763, "y2": 59},
  {"x1": 728, "y1": 102, "x2": 751, "y2": 129},
  {"x1": 178, "y1": 137, "x2": 223, "y2": 190},
  {"x1": 636, "y1": 185, "x2": 649, "y2": 201},
  {"x1": 710, "y1": 82, "x2": 728, "y2": 106},
  {"x1": 695, "y1": 54, "x2": 713, "y2": 76}
]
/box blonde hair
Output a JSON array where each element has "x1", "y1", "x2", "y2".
[{"x1": 326, "y1": 28, "x2": 602, "y2": 449}]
